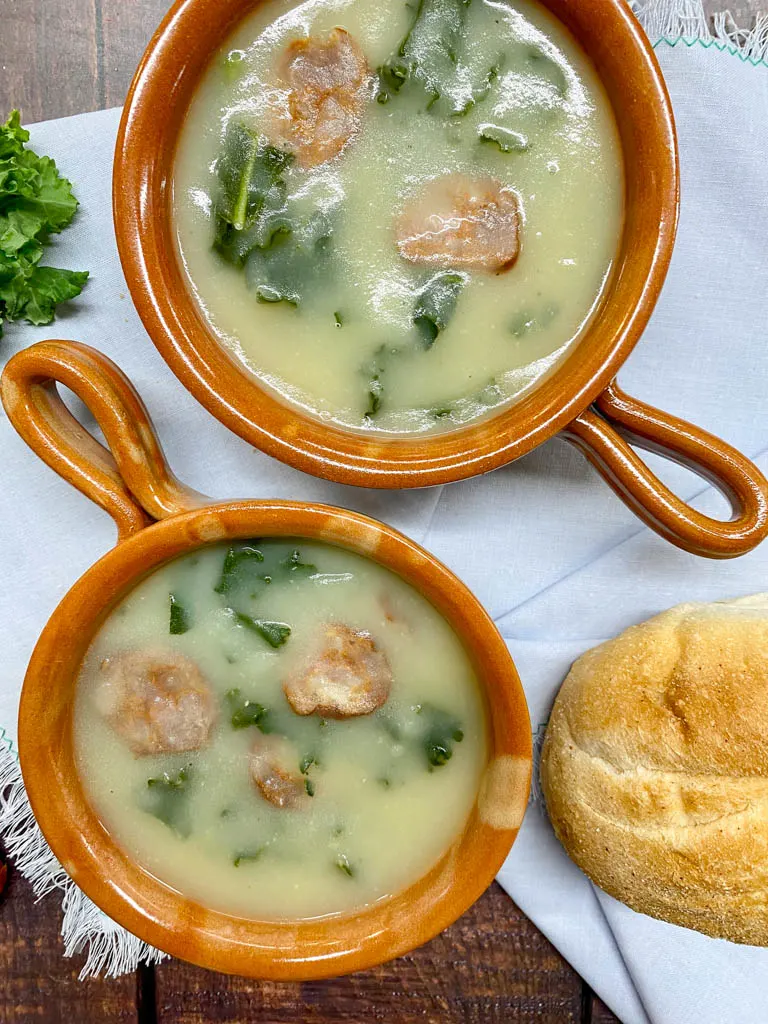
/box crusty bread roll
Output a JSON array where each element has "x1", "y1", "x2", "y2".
[{"x1": 540, "y1": 595, "x2": 768, "y2": 945}]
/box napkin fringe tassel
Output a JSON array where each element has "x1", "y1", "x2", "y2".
[
  {"x1": 632, "y1": 1, "x2": 768, "y2": 64},
  {"x1": 0, "y1": 739, "x2": 168, "y2": 979}
]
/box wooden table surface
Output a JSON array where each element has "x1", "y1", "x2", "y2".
[{"x1": 0, "y1": 0, "x2": 761, "y2": 1020}]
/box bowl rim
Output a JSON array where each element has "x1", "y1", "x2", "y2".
[
  {"x1": 19, "y1": 500, "x2": 532, "y2": 979},
  {"x1": 113, "y1": 0, "x2": 679, "y2": 488}
]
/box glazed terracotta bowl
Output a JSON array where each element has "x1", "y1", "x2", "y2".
[
  {"x1": 0, "y1": 340, "x2": 532, "y2": 980},
  {"x1": 113, "y1": 0, "x2": 768, "y2": 558}
]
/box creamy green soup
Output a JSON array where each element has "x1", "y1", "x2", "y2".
[
  {"x1": 74, "y1": 539, "x2": 487, "y2": 919},
  {"x1": 173, "y1": 0, "x2": 623, "y2": 433}
]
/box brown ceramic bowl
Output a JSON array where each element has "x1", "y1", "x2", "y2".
[
  {"x1": 113, "y1": 0, "x2": 768, "y2": 558},
  {"x1": 1, "y1": 340, "x2": 531, "y2": 980}
]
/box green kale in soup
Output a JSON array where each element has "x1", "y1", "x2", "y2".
[
  {"x1": 366, "y1": 376, "x2": 384, "y2": 418},
  {"x1": 169, "y1": 593, "x2": 192, "y2": 635},
  {"x1": 378, "y1": 702, "x2": 465, "y2": 769},
  {"x1": 377, "y1": 0, "x2": 502, "y2": 116},
  {"x1": 213, "y1": 122, "x2": 292, "y2": 260},
  {"x1": 213, "y1": 121, "x2": 333, "y2": 305},
  {"x1": 234, "y1": 612, "x2": 291, "y2": 648},
  {"x1": 412, "y1": 271, "x2": 465, "y2": 348},
  {"x1": 300, "y1": 753, "x2": 320, "y2": 774},
  {"x1": 213, "y1": 543, "x2": 333, "y2": 646},
  {"x1": 377, "y1": 0, "x2": 470, "y2": 113},
  {"x1": 214, "y1": 544, "x2": 266, "y2": 595},
  {"x1": 300, "y1": 753, "x2": 320, "y2": 796},
  {"x1": 244, "y1": 210, "x2": 333, "y2": 307},
  {"x1": 416, "y1": 703, "x2": 464, "y2": 767},
  {"x1": 144, "y1": 765, "x2": 194, "y2": 837},
  {"x1": 335, "y1": 853, "x2": 355, "y2": 877},
  {"x1": 222, "y1": 48, "x2": 247, "y2": 83},
  {"x1": 509, "y1": 303, "x2": 558, "y2": 338},
  {"x1": 428, "y1": 376, "x2": 503, "y2": 421},
  {"x1": 526, "y1": 44, "x2": 568, "y2": 97},
  {"x1": 362, "y1": 346, "x2": 387, "y2": 419},
  {"x1": 226, "y1": 688, "x2": 272, "y2": 731},
  {"x1": 233, "y1": 847, "x2": 266, "y2": 867},
  {"x1": 280, "y1": 549, "x2": 317, "y2": 576},
  {"x1": 360, "y1": 345, "x2": 412, "y2": 419},
  {"x1": 215, "y1": 542, "x2": 318, "y2": 600}
]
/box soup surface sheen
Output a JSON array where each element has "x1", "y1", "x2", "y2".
[
  {"x1": 74, "y1": 539, "x2": 487, "y2": 919},
  {"x1": 173, "y1": 0, "x2": 623, "y2": 433}
]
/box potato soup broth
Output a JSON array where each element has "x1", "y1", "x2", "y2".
[
  {"x1": 74, "y1": 540, "x2": 487, "y2": 919},
  {"x1": 173, "y1": 0, "x2": 623, "y2": 433}
]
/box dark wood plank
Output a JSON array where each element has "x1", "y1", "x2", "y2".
[
  {"x1": 99, "y1": 0, "x2": 172, "y2": 109},
  {"x1": 155, "y1": 883, "x2": 584, "y2": 1024},
  {"x1": 0, "y1": 851, "x2": 137, "y2": 1024},
  {"x1": 0, "y1": 0, "x2": 101, "y2": 123},
  {"x1": 589, "y1": 993, "x2": 622, "y2": 1024}
]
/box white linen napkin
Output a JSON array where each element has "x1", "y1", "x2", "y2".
[{"x1": 1, "y1": 3, "x2": 767, "y2": 1016}]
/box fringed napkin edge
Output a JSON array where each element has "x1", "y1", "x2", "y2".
[{"x1": 0, "y1": 731, "x2": 167, "y2": 978}]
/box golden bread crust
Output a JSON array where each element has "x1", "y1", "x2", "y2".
[{"x1": 540, "y1": 596, "x2": 768, "y2": 945}]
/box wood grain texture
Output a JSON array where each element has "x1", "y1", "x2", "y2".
[
  {"x1": 591, "y1": 994, "x2": 627, "y2": 1023},
  {"x1": 0, "y1": 852, "x2": 137, "y2": 1024},
  {"x1": 0, "y1": 0, "x2": 763, "y2": 1020},
  {"x1": 99, "y1": 0, "x2": 171, "y2": 109},
  {"x1": 155, "y1": 884, "x2": 586, "y2": 1024},
  {"x1": 1, "y1": 0, "x2": 102, "y2": 122}
]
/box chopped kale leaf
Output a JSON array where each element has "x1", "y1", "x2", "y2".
[
  {"x1": 280, "y1": 549, "x2": 317, "y2": 576},
  {"x1": 214, "y1": 544, "x2": 265, "y2": 595},
  {"x1": 169, "y1": 593, "x2": 192, "y2": 635},
  {"x1": 226, "y1": 688, "x2": 272, "y2": 731},
  {"x1": 144, "y1": 765, "x2": 193, "y2": 836},
  {"x1": 300, "y1": 753, "x2": 320, "y2": 775},
  {"x1": 233, "y1": 847, "x2": 265, "y2": 867},
  {"x1": 235, "y1": 612, "x2": 291, "y2": 648},
  {"x1": 335, "y1": 853, "x2": 355, "y2": 877},
  {"x1": 413, "y1": 271, "x2": 465, "y2": 348},
  {"x1": 376, "y1": 0, "x2": 472, "y2": 114},
  {"x1": 212, "y1": 122, "x2": 333, "y2": 306},
  {"x1": 416, "y1": 703, "x2": 464, "y2": 767}
]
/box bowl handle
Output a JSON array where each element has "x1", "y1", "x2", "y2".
[
  {"x1": 562, "y1": 381, "x2": 768, "y2": 558},
  {"x1": 1, "y1": 340, "x2": 208, "y2": 540}
]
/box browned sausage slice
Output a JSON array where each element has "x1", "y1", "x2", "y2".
[
  {"x1": 396, "y1": 173, "x2": 521, "y2": 273},
  {"x1": 283, "y1": 623, "x2": 392, "y2": 718},
  {"x1": 275, "y1": 28, "x2": 369, "y2": 168},
  {"x1": 96, "y1": 651, "x2": 217, "y2": 756},
  {"x1": 249, "y1": 734, "x2": 310, "y2": 809}
]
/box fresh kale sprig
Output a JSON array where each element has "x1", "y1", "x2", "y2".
[{"x1": 0, "y1": 111, "x2": 88, "y2": 338}]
